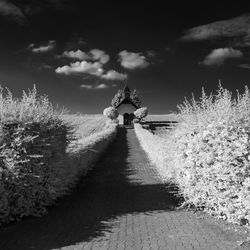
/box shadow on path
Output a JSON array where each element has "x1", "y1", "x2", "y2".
[{"x1": 0, "y1": 128, "x2": 180, "y2": 250}]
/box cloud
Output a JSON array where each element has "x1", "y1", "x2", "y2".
[
  {"x1": 23, "y1": 0, "x2": 72, "y2": 15},
  {"x1": 95, "y1": 83, "x2": 108, "y2": 89},
  {"x1": 30, "y1": 40, "x2": 56, "y2": 53},
  {"x1": 55, "y1": 61, "x2": 104, "y2": 76},
  {"x1": 201, "y1": 48, "x2": 243, "y2": 66},
  {"x1": 57, "y1": 49, "x2": 127, "y2": 81},
  {"x1": 61, "y1": 48, "x2": 110, "y2": 64},
  {"x1": 80, "y1": 84, "x2": 93, "y2": 89},
  {"x1": 56, "y1": 60, "x2": 127, "y2": 81},
  {"x1": 118, "y1": 50, "x2": 149, "y2": 69},
  {"x1": 238, "y1": 64, "x2": 250, "y2": 69},
  {"x1": 101, "y1": 70, "x2": 127, "y2": 80},
  {"x1": 89, "y1": 49, "x2": 110, "y2": 64},
  {"x1": 80, "y1": 83, "x2": 109, "y2": 89},
  {"x1": 62, "y1": 49, "x2": 89, "y2": 60},
  {"x1": 180, "y1": 14, "x2": 250, "y2": 47},
  {"x1": 0, "y1": 0, "x2": 25, "y2": 22}
]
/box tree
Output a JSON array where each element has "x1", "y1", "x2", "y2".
[
  {"x1": 131, "y1": 89, "x2": 141, "y2": 108},
  {"x1": 103, "y1": 107, "x2": 119, "y2": 120},
  {"x1": 134, "y1": 107, "x2": 148, "y2": 121},
  {"x1": 111, "y1": 89, "x2": 123, "y2": 107}
]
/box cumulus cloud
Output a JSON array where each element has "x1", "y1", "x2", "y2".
[
  {"x1": 56, "y1": 60, "x2": 127, "y2": 81},
  {"x1": 89, "y1": 49, "x2": 110, "y2": 64},
  {"x1": 180, "y1": 14, "x2": 250, "y2": 47},
  {"x1": 101, "y1": 70, "x2": 127, "y2": 80},
  {"x1": 61, "y1": 48, "x2": 110, "y2": 64},
  {"x1": 0, "y1": 0, "x2": 25, "y2": 21},
  {"x1": 55, "y1": 61, "x2": 103, "y2": 76},
  {"x1": 30, "y1": 40, "x2": 56, "y2": 53},
  {"x1": 80, "y1": 83, "x2": 109, "y2": 89},
  {"x1": 57, "y1": 49, "x2": 127, "y2": 81},
  {"x1": 118, "y1": 50, "x2": 149, "y2": 69},
  {"x1": 201, "y1": 48, "x2": 243, "y2": 66},
  {"x1": 62, "y1": 49, "x2": 89, "y2": 60}
]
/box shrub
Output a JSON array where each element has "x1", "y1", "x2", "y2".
[
  {"x1": 0, "y1": 86, "x2": 117, "y2": 226},
  {"x1": 103, "y1": 107, "x2": 119, "y2": 120},
  {"x1": 170, "y1": 85, "x2": 250, "y2": 225},
  {"x1": 135, "y1": 84, "x2": 250, "y2": 227},
  {"x1": 134, "y1": 107, "x2": 148, "y2": 121},
  {"x1": 0, "y1": 85, "x2": 64, "y2": 124},
  {"x1": 0, "y1": 85, "x2": 68, "y2": 225}
]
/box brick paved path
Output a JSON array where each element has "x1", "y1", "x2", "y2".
[{"x1": 0, "y1": 128, "x2": 249, "y2": 250}]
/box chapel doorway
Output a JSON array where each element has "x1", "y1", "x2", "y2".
[{"x1": 123, "y1": 113, "x2": 134, "y2": 126}]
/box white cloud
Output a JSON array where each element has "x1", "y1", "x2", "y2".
[
  {"x1": 62, "y1": 49, "x2": 89, "y2": 60},
  {"x1": 101, "y1": 70, "x2": 127, "y2": 80},
  {"x1": 89, "y1": 49, "x2": 110, "y2": 64},
  {"x1": 57, "y1": 49, "x2": 129, "y2": 81},
  {"x1": 61, "y1": 48, "x2": 110, "y2": 64},
  {"x1": 201, "y1": 48, "x2": 243, "y2": 66},
  {"x1": 95, "y1": 83, "x2": 108, "y2": 89},
  {"x1": 80, "y1": 84, "x2": 93, "y2": 89},
  {"x1": 118, "y1": 50, "x2": 149, "y2": 69},
  {"x1": 181, "y1": 14, "x2": 250, "y2": 47},
  {"x1": 30, "y1": 40, "x2": 56, "y2": 53},
  {"x1": 80, "y1": 83, "x2": 109, "y2": 89},
  {"x1": 55, "y1": 61, "x2": 103, "y2": 76},
  {"x1": 0, "y1": 0, "x2": 25, "y2": 21}
]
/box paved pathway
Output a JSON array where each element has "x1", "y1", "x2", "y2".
[{"x1": 0, "y1": 128, "x2": 249, "y2": 250}]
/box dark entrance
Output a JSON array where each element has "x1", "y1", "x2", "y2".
[{"x1": 123, "y1": 113, "x2": 134, "y2": 126}]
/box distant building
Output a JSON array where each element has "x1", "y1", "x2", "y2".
[{"x1": 114, "y1": 85, "x2": 139, "y2": 126}]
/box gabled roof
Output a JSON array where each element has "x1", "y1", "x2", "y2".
[
  {"x1": 123, "y1": 85, "x2": 130, "y2": 93},
  {"x1": 115, "y1": 97, "x2": 138, "y2": 109}
]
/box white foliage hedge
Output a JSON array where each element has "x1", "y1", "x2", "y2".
[
  {"x1": 135, "y1": 85, "x2": 250, "y2": 227},
  {"x1": 134, "y1": 107, "x2": 148, "y2": 121},
  {"x1": 103, "y1": 107, "x2": 119, "y2": 120},
  {"x1": 0, "y1": 121, "x2": 117, "y2": 226},
  {"x1": 0, "y1": 86, "x2": 117, "y2": 226}
]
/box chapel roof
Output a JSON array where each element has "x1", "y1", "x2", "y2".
[
  {"x1": 123, "y1": 85, "x2": 130, "y2": 93},
  {"x1": 116, "y1": 97, "x2": 138, "y2": 109},
  {"x1": 115, "y1": 85, "x2": 138, "y2": 109}
]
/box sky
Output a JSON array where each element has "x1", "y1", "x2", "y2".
[{"x1": 1, "y1": 0, "x2": 250, "y2": 114}]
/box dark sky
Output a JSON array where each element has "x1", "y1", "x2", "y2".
[{"x1": 1, "y1": 0, "x2": 250, "y2": 113}]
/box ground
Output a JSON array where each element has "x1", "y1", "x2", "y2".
[{"x1": 0, "y1": 128, "x2": 249, "y2": 250}]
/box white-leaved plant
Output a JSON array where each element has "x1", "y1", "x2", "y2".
[
  {"x1": 134, "y1": 107, "x2": 148, "y2": 121},
  {"x1": 135, "y1": 84, "x2": 250, "y2": 227},
  {"x1": 103, "y1": 107, "x2": 119, "y2": 120}
]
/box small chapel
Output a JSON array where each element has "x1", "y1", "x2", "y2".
[{"x1": 113, "y1": 85, "x2": 140, "y2": 126}]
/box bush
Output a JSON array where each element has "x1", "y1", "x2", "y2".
[
  {"x1": 103, "y1": 107, "x2": 119, "y2": 120},
  {"x1": 134, "y1": 107, "x2": 148, "y2": 121},
  {"x1": 0, "y1": 86, "x2": 117, "y2": 226},
  {"x1": 135, "y1": 84, "x2": 250, "y2": 227},
  {"x1": 0, "y1": 85, "x2": 64, "y2": 124},
  {"x1": 171, "y1": 85, "x2": 250, "y2": 225},
  {"x1": 0, "y1": 122, "x2": 68, "y2": 224}
]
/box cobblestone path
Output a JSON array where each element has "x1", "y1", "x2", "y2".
[{"x1": 0, "y1": 128, "x2": 249, "y2": 250}]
